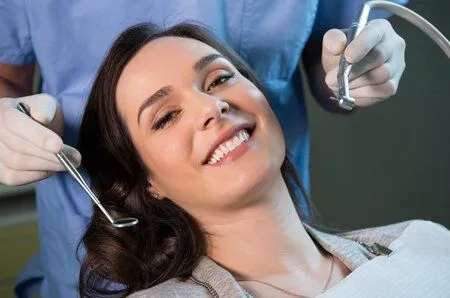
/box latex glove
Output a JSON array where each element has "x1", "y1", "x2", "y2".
[
  {"x1": 0, "y1": 93, "x2": 81, "y2": 185},
  {"x1": 322, "y1": 19, "x2": 406, "y2": 107}
]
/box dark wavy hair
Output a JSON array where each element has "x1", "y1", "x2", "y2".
[{"x1": 77, "y1": 22, "x2": 317, "y2": 297}]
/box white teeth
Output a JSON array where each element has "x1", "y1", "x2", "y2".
[
  {"x1": 208, "y1": 156, "x2": 218, "y2": 165},
  {"x1": 225, "y1": 140, "x2": 235, "y2": 151},
  {"x1": 219, "y1": 144, "x2": 229, "y2": 155},
  {"x1": 232, "y1": 136, "x2": 240, "y2": 148},
  {"x1": 216, "y1": 150, "x2": 224, "y2": 159},
  {"x1": 207, "y1": 129, "x2": 250, "y2": 164}
]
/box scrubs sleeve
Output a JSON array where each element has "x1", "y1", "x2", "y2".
[{"x1": 0, "y1": 0, "x2": 36, "y2": 65}]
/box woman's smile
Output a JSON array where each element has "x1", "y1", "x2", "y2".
[
  {"x1": 206, "y1": 125, "x2": 256, "y2": 166},
  {"x1": 206, "y1": 123, "x2": 255, "y2": 167}
]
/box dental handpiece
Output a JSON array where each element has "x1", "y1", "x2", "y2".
[{"x1": 333, "y1": 0, "x2": 450, "y2": 111}]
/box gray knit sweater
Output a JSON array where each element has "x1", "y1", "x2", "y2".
[{"x1": 128, "y1": 220, "x2": 449, "y2": 297}]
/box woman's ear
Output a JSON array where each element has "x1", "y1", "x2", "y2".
[{"x1": 147, "y1": 179, "x2": 164, "y2": 200}]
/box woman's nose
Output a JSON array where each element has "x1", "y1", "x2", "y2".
[{"x1": 195, "y1": 97, "x2": 230, "y2": 130}]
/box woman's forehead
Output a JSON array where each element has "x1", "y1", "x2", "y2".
[
  {"x1": 118, "y1": 36, "x2": 223, "y2": 90},
  {"x1": 116, "y1": 36, "x2": 224, "y2": 118},
  {"x1": 133, "y1": 36, "x2": 219, "y2": 67}
]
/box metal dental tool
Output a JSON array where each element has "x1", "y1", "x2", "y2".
[
  {"x1": 17, "y1": 102, "x2": 139, "y2": 228},
  {"x1": 333, "y1": 0, "x2": 450, "y2": 111}
]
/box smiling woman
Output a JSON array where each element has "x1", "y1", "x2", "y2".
[
  {"x1": 77, "y1": 22, "x2": 315, "y2": 297},
  {"x1": 77, "y1": 23, "x2": 450, "y2": 298}
]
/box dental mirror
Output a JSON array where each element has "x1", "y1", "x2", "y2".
[{"x1": 17, "y1": 102, "x2": 139, "y2": 228}]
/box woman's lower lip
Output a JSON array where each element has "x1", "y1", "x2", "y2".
[{"x1": 207, "y1": 132, "x2": 254, "y2": 167}]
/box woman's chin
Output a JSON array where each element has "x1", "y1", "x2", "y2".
[
  {"x1": 200, "y1": 126, "x2": 284, "y2": 208},
  {"x1": 204, "y1": 157, "x2": 281, "y2": 207}
]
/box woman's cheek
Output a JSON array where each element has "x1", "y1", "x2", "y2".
[{"x1": 157, "y1": 139, "x2": 185, "y2": 168}]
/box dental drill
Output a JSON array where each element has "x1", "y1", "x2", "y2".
[{"x1": 333, "y1": 0, "x2": 450, "y2": 111}]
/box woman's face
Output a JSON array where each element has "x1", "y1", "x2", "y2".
[{"x1": 116, "y1": 36, "x2": 285, "y2": 215}]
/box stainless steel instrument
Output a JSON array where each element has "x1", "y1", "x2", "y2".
[{"x1": 17, "y1": 102, "x2": 138, "y2": 228}]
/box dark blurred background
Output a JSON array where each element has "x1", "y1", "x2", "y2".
[
  {"x1": 0, "y1": 0, "x2": 448, "y2": 296},
  {"x1": 307, "y1": 0, "x2": 450, "y2": 229}
]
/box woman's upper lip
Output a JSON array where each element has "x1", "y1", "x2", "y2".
[{"x1": 203, "y1": 122, "x2": 255, "y2": 164}]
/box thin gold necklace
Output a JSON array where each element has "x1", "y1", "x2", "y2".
[{"x1": 240, "y1": 254, "x2": 336, "y2": 298}]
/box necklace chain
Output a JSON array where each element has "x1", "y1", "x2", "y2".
[{"x1": 239, "y1": 253, "x2": 335, "y2": 298}]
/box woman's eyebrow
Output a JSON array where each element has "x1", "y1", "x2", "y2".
[
  {"x1": 137, "y1": 54, "x2": 226, "y2": 124},
  {"x1": 137, "y1": 85, "x2": 173, "y2": 124},
  {"x1": 194, "y1": 53, "x2": 226, "y2": 73}
]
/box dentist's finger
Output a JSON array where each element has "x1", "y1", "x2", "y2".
[
  {"x1": 60, "y1": 144, "x2": 82, "y2": 168},
  {"x1": 0, "y1": 163, "x2": 52, "y2": 186},
  {"x1": 18, "y1": 94, "x2": 59, "y2": 125},
  {"x1": 348, "y1": 60, "x2": 400, "y2": 89},
  {"x1": 349, "y1": 43, "x2": 404, "y2": 93},
  {"x1": 323, "y1": 29, "x2": 347, "y2": 55},
  {"x1": 1, "y1": 107, "x2": 63, "y2": 153},
  {"x1": 0, "y1": 143, "x2": 64, "y2": 171},
  {"x1": 322, "y1": 28, "x2": 347, "y2": 72},
  {"x1": 344, "y1": 19, "x2": 390, "y2": 64},
  {"x1": 350, "y1": 80, "x2": 400, "y2": 107},
  {"x1": 0, "y1": 126, "x2": 61, "y2": 163},
  {"x1": 347, "y1": 43, "x2": 393, "y2": 80},
  {"x1": 325, "y1": 43, "x2": 392, "y2": 88}
]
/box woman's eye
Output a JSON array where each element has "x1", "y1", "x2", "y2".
[
  {"x1": 152, "y1": 110, "x2": 181, "y2": 130},
  {"x1": 207, "y1": 72, "x2": 235, "y2": 91}
]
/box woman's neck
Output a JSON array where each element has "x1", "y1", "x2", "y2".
[{"x1": 200, "y1": 173, "x2": 336, "y2": 296}]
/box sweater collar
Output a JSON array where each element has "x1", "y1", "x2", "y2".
[{"x1": 190, "y1": 224, "x2": 373, "y2": 297}]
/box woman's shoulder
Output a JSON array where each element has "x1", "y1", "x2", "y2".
[
  {"x1": 127, "y1": 278, "x2": 211, "y2": 298},
  {"x1": 306, "y1": 220, "x2": 449, "y2": 271},
  {"x1": 339, "y1": 219, "x2": 449, "y2": 249}
]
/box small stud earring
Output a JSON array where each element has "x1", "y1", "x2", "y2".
[{"x1": 151, "y1": 193, "x2": 160, "y2": 199}]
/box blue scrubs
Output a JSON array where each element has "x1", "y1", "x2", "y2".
[{"x1": 0, "y1": 0, "x2": 405, "y2": 297}]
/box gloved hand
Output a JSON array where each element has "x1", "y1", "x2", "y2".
[
  {"x1": 322, "y1": 19, "x2": 406, "y2": 107},
  {"x1": 0, "y1": 93, "x2": 81, "y2": 185}
]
